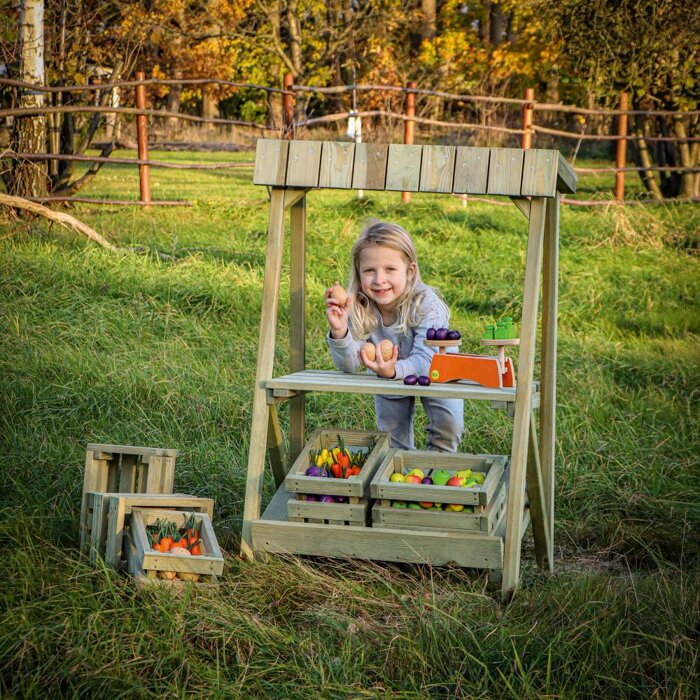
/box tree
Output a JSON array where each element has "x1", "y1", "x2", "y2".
[
  {"x1": 537, "y1": 0, "x2": 700, "y2": 199},
  {"x1": 10, "y1": 0, "x2": 47, "y2": 199}
]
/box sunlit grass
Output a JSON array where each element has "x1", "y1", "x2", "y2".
[{"x1": 0, "y1": 151, "x2": 698, "y2": 696}]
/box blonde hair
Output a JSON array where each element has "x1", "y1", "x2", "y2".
[{"x1": 347, "y1": 220, "x2": 447, "y2": 337}]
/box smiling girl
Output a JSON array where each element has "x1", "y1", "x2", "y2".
[{"x1": 325, "y1": 220, "x2": 463, "y2": 452}]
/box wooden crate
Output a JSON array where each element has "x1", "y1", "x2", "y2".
[
  {"x1": 125, "y1": 507, "x2": 224, "y2": 584},
  {"x1": 372, "y1": 474, "x2": 507, "y2": 534},
  {"x1": 369, "y1": 450, "x2": 507, "y2": 508},
  {"x1": 284, "y1": 428, "x2": 390, "y2": 499},
  {"x1": 80, "y1": 492, "x2": 214, "y2": 565},
  {"x1": 287, "y1": 492, "x2": 370, "y2": 526},
  {"x1": 82, "y1": 443, "x2": 177, "y2": 496}
]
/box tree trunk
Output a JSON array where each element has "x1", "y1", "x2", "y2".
[
  {"x1": 632, "y1": 116, "x2": 664, "y2": 201},
  {"x1": 165, "y1": 67, "x2": 183, "y2": 136},
  {"x1": 672, "y1": 115, "x2": 695, "y2": 199},
  {"x1": 420, "y1": 0, "x2": 436, "y2": 42},
  {"x1": 10, "y1": 0, "x2": 47, "y2": 199},
  {"x1": 489, "y1": 2, "x2": 507, "y2": 46}
]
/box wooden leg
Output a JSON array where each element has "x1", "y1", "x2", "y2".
[
  {"x1": 541, "y1": 194, "x2": 559, "y2": 570},
  {"x1": 241, "y1": 189, "x2": 287, "y2": 560},
  {"x1": 502, "y1": 197, "x2": 547, "y2": 596},
  {"x1": 289, "y1": 195, "x2": 306, "y2": 465},
  {"x1": 267, "y1": 404, "x2": 287, "y2": 488},
  {"x1": 526, "y1": 412, "x2": 552, "y2": 570}
]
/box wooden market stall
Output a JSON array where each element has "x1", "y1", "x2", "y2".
[{"x1": 241, "y1": 139, "x2": 577, "y2": 595}]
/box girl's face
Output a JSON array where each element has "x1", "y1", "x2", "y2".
[{"x1": 358, "y1": 244, "x2": 416, "y2": 314}]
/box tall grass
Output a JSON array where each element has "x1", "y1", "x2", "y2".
[{"x1": 0, "y1": 152, "x2": 698, "y2": 697}]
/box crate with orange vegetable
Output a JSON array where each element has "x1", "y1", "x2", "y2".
[
  {"x1": 124, "y1": 507, "x2": 224, "y2": 585},
  {"x1": 370, "y1": 450, "x2": 507, "y2": 534},
  {"x1": 284, "y1": 429, "x2": 390, "y2": 524}
]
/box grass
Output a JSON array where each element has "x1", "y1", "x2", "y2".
[{"x1": 0, "y1": 150, "x2": 699, "y2": 698}]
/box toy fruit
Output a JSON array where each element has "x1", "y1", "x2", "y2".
[
  {"x1": 403, "y1": 374, "x2": 418, "y2": 385},
  {"x1": 463, "y1": 478, "x2": 478, "y2": 488},
  {"x1": 472, "y1": 472, "x2": 486, "y2": 485},
  {"x1": 431, "y1": 470, "x2": 451, "y2": 486},
  {"x1": 435, "y1": 328, "x2": 449, "y2": 340},
  {"x1": 455, "y1": 469, "x2": 472, "y2": 480},
  {"x1": 447, "y1": 476, "x2": 465, "y2": 487},
  {"x1": 329, "y1": 283, "x2": 347, "y2": 305},
  {"x1": 417, "y1": 375, "x2": 431, "y2": 386},
  {"x1": 426, "y1": 327, "x2": 437, "y2": 340},
  {"x1": 362, "y1": 342, "x2": 376, "y2": 362},
  {"x1": 379, "y1": 339, "x2": 394, "y2": 361},
  {"x1": 419, "y1": 502, "x2": 433, "y2": 509},
  {"x1": 421, "y1": 476, "x2": 433, "y2": 485},
  {"x1": 446, "y1": 330, "x2": 461, "y2": 340},
  {"x1": 405, "y1": 474, "x2": 422, "y2": 484},
  {"x1": 391, "y1": 500, "x2": 407, "y2": 508},
  {"x1": 444, "y1": 503, "x2": 465, "y2": 512},
  {"x1": 407, "y1": 468, "x2": 425, "y2": 479},
  {"x1": 407, "y1": 502, "x2": 422, "y2": 510},
  {"x1": 389, "y1": 472, "x2": 406, "y2": 483}
]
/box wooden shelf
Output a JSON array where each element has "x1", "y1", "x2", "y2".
[{"x1": 265, "y1": 369, "x2": 539, "y2": 407}]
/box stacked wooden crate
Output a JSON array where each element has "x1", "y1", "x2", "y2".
[
  {"x1": 370, "y1": 450, "x2": 508, "y2": 535},
  {"x1": 79, "y1": 443, "x2": 224, "y2": 585},
  {"x1": 284, "y1": 429, "x2": 391, "y2": 525}
]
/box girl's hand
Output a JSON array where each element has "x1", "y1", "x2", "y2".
[
  {"x1": 360, "y1": 344, "x2": 399, "y2": 379},
  {"x1": 325, "y1": 283, "x2": 352, "y2": 339}
]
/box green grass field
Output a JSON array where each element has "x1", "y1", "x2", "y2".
[{"x1": 0, "y1": 151, "x2": 698, "y2": 698}]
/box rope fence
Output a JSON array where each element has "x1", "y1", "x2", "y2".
[{"x1": 1, "y1": 75, "x2": 698, "y2": 207}]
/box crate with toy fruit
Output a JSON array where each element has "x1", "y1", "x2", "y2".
[
  {"x1": 370, "y1": 450, "x2": 507, "y2": 534},
  {"x1": 285, "y1": 428, "x2": 390, "y2": 525}
]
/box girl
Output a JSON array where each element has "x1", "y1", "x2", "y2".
[{"x1": 325, "y1": 220, "x2": 464, "y2": 452}]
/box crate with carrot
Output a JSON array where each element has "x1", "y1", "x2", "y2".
[{"x1": 284, "y1": 429, "x2": 390, "y2": 525}]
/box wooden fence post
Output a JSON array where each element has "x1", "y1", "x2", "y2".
[
  {"x1": 283, "y1": 72, "x2": 294, "y2": 139},
  {"x1": 522, "y1": 88, "x2": 534, "y2": 149},
  {"x1": 615, "y1": 92, "x2": 628, "y2": 202},
  {"x1": 402, "y1": 81, "x2": 417, "y2": 204},
  {"x1": 135, "y1": 71, "x2": 151, "y2": 208}
]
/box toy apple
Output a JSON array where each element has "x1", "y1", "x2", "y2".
[
  {"x1": 463, "y1": 478, "x2": 478, "y2": 488},
  {"x1": 389, "y1": 472, "x2": 406, "y2": 483},
  {"x1": 445, "y1": 503, "x2": 465, "y2": 512},
  {"x1": 391, "y1": 500, "x2": 407, "y2": 508},
  {"x1": 407, "y1": 468, "x2": 425, "y2": 479},
  {"x1": 472, "y1": 472, "x2": 486, "y2": 485},
  {"x1": 405, "y1": 474, "x2": 422, "y2": 484},
  {"x1": 407, "y1": 502, "x2": 422, "y2": 509},
  {"x1": 431, "y1": 470, "x2": 451, "y2": 486},
  {"x1": 419, "y1": 501, "x2": 433, "y2": 509},
  {"x1": 447, "y1": 476, "x2": 465, "y2": 487},
  {"x1": 455, "y1": 469, "x2": 473, "y2": 480}
]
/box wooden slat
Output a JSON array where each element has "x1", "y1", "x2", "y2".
[
  {"x1": 241, "y1": 188, "x2": 286, "y2": 560},
  {"x1": 521, "y1": 149, "x2": 559, "y2": 197},
  {"x1": 501, "y1": 197, "x2": 547, "y2": 595},
  {"x1": 87, "y1": 443, "x2": 178, "y2": 458},
  {"x1": 352, "y1": 143, "x2": 389, "y2": 190},
  {"x1": 540, "y1": 193, "x2": 560, "y2": 569},
  {"x1": 289, "y1": 194, "x2": 306, "y2": 465},
  {"x1": 525, "y1": 413, "x2": 551, "y2": 569},
  {"x1": 453, "y1": 147, "x2": 490, "y2": 194},
  {"x1": 556, "y1": 156, "x2": 578, "y2": 194},
  {"x1": 419, "y1": 145, "x2": 456, "y2": 193},
  {"x1": 286, "y1": 140, "x2": 322, "y2": 188},
  {"x1": 267, "y1": 404, "x2": 287, "y2": 488},
  {"x1": 319, "y1": 142, "x2": 355, "y2": 188},
  {"x1": 253, "y1": 139, "x2": 289, "y2": 186},
  {"x1": 486, "y1": 148, "x2": 525, "y2": 195},
  {"x1": 385, "y1": 144, "x2": 422, "y2": 191},
  {"x1": 252, "y1": 520, "x2": 503, "y2": 569},
  {"x1": 266, "y1": 369, "x2": 539, "y2": 405}
]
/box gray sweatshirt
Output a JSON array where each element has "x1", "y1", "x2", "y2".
[{"x1": 327, "y1": 284, "x2": 451, "y2": 380}]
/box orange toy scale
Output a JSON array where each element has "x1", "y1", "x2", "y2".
[{"x1": 426, "y1": 337, "x2": 518, "y2": 389}]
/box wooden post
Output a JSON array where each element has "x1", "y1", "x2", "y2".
[
  {"x1": 615, "y1": 92, "x2": 628, "y2": 202},
  {"x1": 283, "y1": 72, "x2": 294, "y2": 139},
  {"x1": 521, "y1": 88, "x2": 534, "y2": 149},
  {"x1": 402, "y1": 81, "x2": 417, "y2": 204},
  {"x1": 135, "y1": 71, "x2": 151, "y2": 208}
]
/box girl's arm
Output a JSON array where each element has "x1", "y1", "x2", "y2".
[{"x1": 392, "y1": 300, "x2": 449, "y2": 381}]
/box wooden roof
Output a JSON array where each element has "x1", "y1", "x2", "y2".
[{"x1": 253, "y1": 139, "x2": 577, "y2": 197}]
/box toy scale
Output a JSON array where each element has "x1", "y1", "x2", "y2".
[{"x1": 426, "y1": 322, "x2": 519, "y2": 390}]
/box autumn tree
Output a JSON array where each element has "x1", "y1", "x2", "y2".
[{"x1": 538, "y1": 0, "x2": 700, "y2": 199}]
